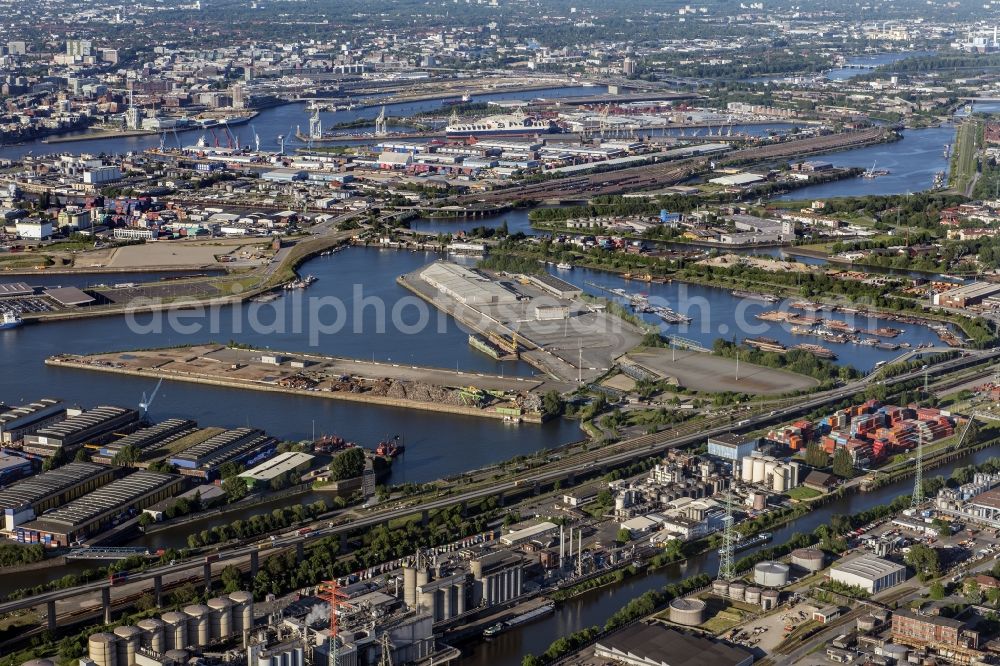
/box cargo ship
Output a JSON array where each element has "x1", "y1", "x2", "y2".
[
  {"x1": 717, "y1": 532, "x2": 772, "y2": 555},
  {"x1": 793, "y1": 343, "x2": 837, "y2": 359},
  {"x1": 731, "y1": 290, "x2": 779, "y2": 304},
  {"x1": 744, "y1": 337, "x2": 787, "y2": 353},
  {"x1": 469, "y1": 334, "x2": 504, "y2": 360},
  {"x1": 0, "y1": 312, "x2": 22, "y2": 330},
  {"x1": 483, "y1": 602, "x2": 556, "y2": 637},
  {"x1": 446, "y1": 112, "x2": 559, "y2": 138}
]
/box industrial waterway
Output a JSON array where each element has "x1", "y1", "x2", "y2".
[
  {"x1": 0, "y1": 85, "x2": 608, "y2": 160},
  {"x1": 457, "y1": 445, "x2": 999, "y2": 666}
]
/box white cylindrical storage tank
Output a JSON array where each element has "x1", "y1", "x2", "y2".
[
  {"x1": 751, "y1": 458, "x2": 766, "y2": 484},
  {"x1": 229, "y1": 591, "x2": 254, "y2": 635},
  {"x1": 740, "y1": 457, "x2": 754, "y2": 483},
  {"x1": 402, "y1": 566, "x2": 417, "y2": 608},
  {"x1": 137, "y1": 618, "x2": 165, "y2": 654},
  {"x1": 728, "y1": 582, "x2": 746, "y2": 601},
  {"x1": 669, "y1": 597, "x2": 706, "y2": 626},
  {"x1": 744, "y1": 586, "x2": 761, "y2": 605},
  {"x1": 114, "y1": 626, "x2": 142, "y2": 666},
  {"x1": 163, "y1": 650, "x2": 189, "y2": 666},
  {"x1": 791, "y1": 548, "x2": 825, "y2": 573},
  {"x1": 882, "y1": 644, "x2": 908, "y2": 663},
  {"x1": 763, "y1": 461, "x2": 778, "y2": 485},
  {"x1": 772, "y1": 466, "x2": 789, "y2": 492},
  {"x1": 711, "y1": 579, "x2": 730, "y2": 596},
  {"x1": 207, "y1": 596, "x2": 233, "y2": 640},
  {"x1": 89, "y1": 633, "x2": 119, "y2": 666},
  {"x1": 754, "y1": 561, "x2": 790, "y2": 587},
  {"x1": 788, "y1": 461, "x2": 800, "y2": 486},
  {"x1": 761, "y1": 589, "x2": 780, "y2": 610},
  {"x1": 183, "y1": 604, "x2": 211, "y2": 648},
  {"x1": 858, "y1": 614, "x2": 880, "y2": 632},
  {"x1": 161, "y1": 612, "x2": 188, "y2": 651}
]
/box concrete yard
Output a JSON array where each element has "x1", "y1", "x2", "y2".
[
  {"x1": 400, "y1": 261, "x2": 645, "y2": 383},
  {"x1": 625, "y1": 347, "x2": 819, "y2": 395}
]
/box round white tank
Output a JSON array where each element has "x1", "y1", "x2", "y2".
[
  {"x1": 744, "y1": 586, "x2": 761, "y2": 605},
  {"x1": 761, "y1": 589, "x2": 780, "y2": 610},
  {"x1": 402, "y1": 566, "x2": 417, "y2": 608},
  {"x1": 114, "y1": 626, "x2": 142, "y2": 666},
  {"x1": 858, "y1": 614, "x2": 880, "y2": 632},
  {"x1": 207, "y1": 597, "x2": 233, "y2": 640},
  {"x1": 728, "y1": 582, "x2": 746, "y2": 601},
  {"x1": 184, "y1": 604, "x2": 212, "y2": 647},
  {"x1": 89, "y1": 633, "x2": 119, "y2": 666},
  {"x1": 137, "y1": 618, "x2": 165, "y2": 654},
  {"x1": 772, "y1": 466, "x2": 789, "y2": 492},
  {"x1": 763, "y1": 460, "x2": 778, "y2": 483},
  {"x1": 740, "y1": 457, "x2": 754, "y2": 483},
  {"x1": 163, "y1": 649, "x2": 189, "y2": 666},
  {"x1": 229, "y1": 591, "x2": 254, "y2": 635},
  {"x1": 161, "y1": 612, "x2": 188, "y2": 651},
  {"x1": 669, "y1": 597, "x2": 705, "y2": 626},
  {"x1": 882, "y1": 644, "x2": 908, "y2": 661},
  {"x1": 751, "y1": 458, "x2": 766, "y2": 484},
  {"x1": 711, "y1": 579, "x2": 730, "y2": 596},
  {"x1": 754, "y1": 561, "x2": 790, "y2": 587},
  {"x1": 790, "y1": 548, "x2": 825, "y2": 572}
]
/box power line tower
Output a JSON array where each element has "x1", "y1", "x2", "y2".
[
  {"x1": 378, "y1": 632, "x2": 394, "y2": 666},
  {"x1": 911, "y1": 429, "x2": 924, "y2": 507},
  {"x1": 318, "y1": 580, "x2": 351, "y2": 666},
  {"x1": 717, "y1": 489, "x2": 736, "y2": 581}
]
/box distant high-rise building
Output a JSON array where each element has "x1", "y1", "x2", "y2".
[
  {"x1": 6, "y1": 41, "x2": 26, "y2": 56},
  {"x1": 231, "y1": 84, "x2": 246, "y2": 109},
  {"x1": 622, "y1": 57, "x2": 637, "y2": 77},
  {"x1": 66, "y1": 39, "x2": 93, "y2": 58}
]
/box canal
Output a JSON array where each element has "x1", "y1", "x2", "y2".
[{"x1": 457, "y1": 445, "x2": 999, "y2": 665}]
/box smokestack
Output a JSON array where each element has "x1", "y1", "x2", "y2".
[
  {"x1": 578, "y1": 530, "x2": 583, "y2": 575},
  {"x1": 559, "y1": 525, "x2": 565, "y2": 569}
]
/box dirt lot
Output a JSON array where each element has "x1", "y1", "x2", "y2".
[
  {"x1": 626, "y1": 347, "x2": 818, "y2": 395},
  {"x1": 99, "y1": 240, "x2": 271, "y2": 268}
]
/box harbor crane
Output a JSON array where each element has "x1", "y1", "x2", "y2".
[{"x1": 139, "y1": 378, "x2": 163, "y2": 421}]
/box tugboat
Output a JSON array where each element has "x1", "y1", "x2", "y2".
[
  {"x1": 0, "y1": 312, "x2": 22, "y2": 330},
  {"x1": 314, "y1": 434, "x2": 356, "y2": 453},
  {"x1": 375, "y1": 434, "x2": 405, "y2": 458}
]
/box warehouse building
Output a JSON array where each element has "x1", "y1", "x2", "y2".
[
  {"x1": 238, "y1": 451, "x2": 314, "y2": 490},
  {"x1": 419, "y1": 261, "x2": 519, "y2": 305},
  {"x1": 829, "y1": 553, "x2": 907, "y2": 594},
  {"x1": 707, "y1": 433, "x2": 758, "y2": 463},
  {"x1": 97, "y1": 418, "x2": 198, "y2": 461},
  {"x1": 0, "y1": 462, "x2": 115, "y2": 533},
  {"x1": 0, "y1": 453, "x2": 33, "y2": 487},
  {"x1": 0, "y1": 398, "x2": 66, "y2": 444},
  {"x1": 15, "y1": 470, "x2": 185, "y2": 546},
  {"x1": 499, "y1": 521, "x2": 558, "y2": 547},
  {"x1": 526, "y1": 273, "x2": 583, "y2": 299},
  {"x1": 22, "y1": 406, "x2": 139, "y2": 458},
  {"x1": 932, "y1": 281, "x2": 1000, "y2": 308},
  {"x1": 168, "y1": 427, "x2": 276, "y2": 479},
  {"x1": 594, "y1": 623, "x2": 753, "y2": 666}
]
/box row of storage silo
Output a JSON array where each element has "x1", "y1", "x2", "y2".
[{"x1": 86, "y1": 591, "x2": 253, "y2": 666}]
